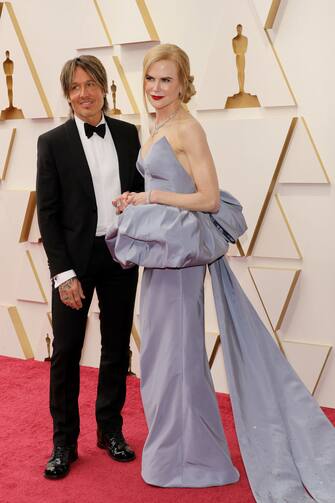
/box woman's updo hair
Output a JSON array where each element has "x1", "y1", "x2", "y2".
[{"x1": 143, "y1": 43, "x2": 196, "y2": 108}]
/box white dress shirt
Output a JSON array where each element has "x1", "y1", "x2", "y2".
[{"x1": 53, "y1": 114, "x2": 121, "y2": 288}]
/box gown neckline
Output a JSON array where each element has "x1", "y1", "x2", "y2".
[
  {"x1": 140, "y1": 135, "x2": 166, "y2": 163},
  {"x1": 139, "y1": 136, "x2": 195, "y2": 185}
]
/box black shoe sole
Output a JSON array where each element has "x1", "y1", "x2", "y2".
[{"x1": 97, "y1": 442, "x2": 136, "y2": 462}]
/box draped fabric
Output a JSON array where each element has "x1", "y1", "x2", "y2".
[
  {"x1": 210, "y1": 257, "x2": 335, "y2": 502},
  {"x1": 105, "y1": 137, "x2": 335, "y2": 500}
]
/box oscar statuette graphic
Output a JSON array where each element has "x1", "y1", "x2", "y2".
[
  {"x1": 44, "y1": 333, "x2": 51, "y2": 362},
  {"x1": 225, "y1": 25, "x2": 260, "y2": 109},
  {"x1": 109, "y1": 80, "x2": 121, "y2": 115},
  {"x1": 1, "y1": 50, "x2": 24, "y2": 120}
]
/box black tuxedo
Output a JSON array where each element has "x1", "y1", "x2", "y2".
[
  {"x1": 37, "y1": 116, "x2": 143, "y2": 278},
  {"x1": 36, "y1": 116, "x2": 143, "y2": 446}
]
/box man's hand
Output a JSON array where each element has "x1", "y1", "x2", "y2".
[{"x1": 58, "y1": 278, "x2": 85, "y2": 310}]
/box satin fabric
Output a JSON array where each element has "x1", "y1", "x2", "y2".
[
  {"x1": 106, "y1": 190, "x2": 244, "y2": 269},
  {"x1": 105, "y1": 136, "x2": 335, "y2": 500},
  {"x1": 210, "y1": 257, "x2": 335, "y2": 502},
  {"x1": 140, "y1": 265, "x2": 239, "y2": 487}
]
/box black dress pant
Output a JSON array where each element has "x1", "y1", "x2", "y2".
[{"x1": 50, "y1": 236, "x2": 138, "y2": 446}]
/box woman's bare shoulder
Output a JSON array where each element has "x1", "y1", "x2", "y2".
[{"x1": 178, "y1": 114, "x2": 207, "y2": 145}]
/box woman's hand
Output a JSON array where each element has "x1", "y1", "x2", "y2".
[
  {"x1": 112, "y1": 191, "x2": 130, "y2": 214},
  {"x1": 127, "y1": 191, "x2": 151, "y2": 206},
  {"x1": 113, "y1": 191, "x2": 152, "y2": 212}
]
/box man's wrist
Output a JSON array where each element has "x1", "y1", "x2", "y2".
[{"x1": 53, "y1": 270, "x2": 76, "y2": 289}]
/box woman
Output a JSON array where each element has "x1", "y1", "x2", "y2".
[{"x1": 107, "y1": 44, "x2": 335, "y2": 500}]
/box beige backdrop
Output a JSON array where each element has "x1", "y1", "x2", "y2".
[{"x1": 1, "y1": 0, "x2": 334, "y2": 407}]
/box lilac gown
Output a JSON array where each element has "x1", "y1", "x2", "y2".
[{"x1": 106, "y1": 136, "x2": 335, "y2": 500}]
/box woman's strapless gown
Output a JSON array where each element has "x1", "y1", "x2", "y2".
[{"x1": 106, "y1": 136, "x2": 335, "y2": 501}]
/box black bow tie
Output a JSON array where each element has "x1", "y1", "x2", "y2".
[{"x1": 84, "y1": 122, "x2": 106, "y2": 139}]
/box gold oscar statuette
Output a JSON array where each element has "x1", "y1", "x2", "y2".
[
  {"x1": 109, "y1": 80, "x2": 121, "y2": 115},
  {"x1": 225, "y1": 25, "x2": 260, "y2": 109},
  {"x1": 44, "y1": 333, "x2": 52, "y2": 362},
  {"x1": 1, "y1": 50, "x2": 24, "y2": 120}
]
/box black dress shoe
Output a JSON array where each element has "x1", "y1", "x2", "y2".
[
  {"x1": 44, "y1": 444, "x2": 78, "y2": 479},
  {"x1": 97, "y1": 430, "x2": 135, "y2": 462}
]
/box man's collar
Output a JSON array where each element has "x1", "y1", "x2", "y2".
[{"x1": 74, "y1": 114, "x2": 106, "y2": 129}]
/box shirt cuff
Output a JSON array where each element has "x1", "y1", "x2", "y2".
[{"x1": 53, "y1": 270, "x2": 76, "y2": 289}]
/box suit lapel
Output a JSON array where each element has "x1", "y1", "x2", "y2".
[
  {"x1": 105, "y1": 116, "x2": 130, "y2": 192},
  {"x1": 64, "y1": 119, "x2": 96, "y2": 203}
]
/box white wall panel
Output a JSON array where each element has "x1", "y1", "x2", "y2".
[
  {"x1": 1, "y1": 0, "x2": 335, "y2": 407},
  {"x1": 271, "y1": 0, "x2": 335, "y2": 180},
  {"x1": 8, "y1": 0, "x2": 109, "y2": 118},
  {"x1": 252, "y1": 195, "x2": 301, "y2": 259},
  {"x1": 97, "y1": 0, "x2": 155, "y2": 45},
  {"x1": 0, "y1": 305, "x2": 27, "y2": 358},
  {"x1": 201, "y1": 115, "x2": 292, "y2": 254},
  {"x1": 196, "y1": 0, "x2": 294, "y2": 109},
  {"x1": 279, "y1": 118, "x2": 329, "y2": 184},
  {"x1": 0, "y1": 4, "x2": 47, "y2": 118},
  {"x1": 252, "y1": 0, "x2": 275, "y2": 27}
]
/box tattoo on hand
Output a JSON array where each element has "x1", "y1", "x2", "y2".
[{"x1": 59, "y1": 279, "x2": 74, "y2": 292}]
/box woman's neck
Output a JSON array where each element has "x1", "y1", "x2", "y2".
[
  {"x1": 155, "y1": 102, "x2": 180, "y2": 125},
  {"x1": 151, "y1": 105, "x2": 181, "y2": 137}
]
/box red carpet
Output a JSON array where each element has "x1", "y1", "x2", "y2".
[{"x1": 1, "y1": 356, "x2": 334, "y2": 503}]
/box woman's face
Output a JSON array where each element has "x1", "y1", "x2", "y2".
[{"x1": 145, "y1": 59, "x2": 182, "y2": 111}]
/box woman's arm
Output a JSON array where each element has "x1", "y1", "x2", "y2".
[{"x1": 128, "y1": 121, "x2": 221, "y2": 213}]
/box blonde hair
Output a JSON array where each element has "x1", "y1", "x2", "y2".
[
  {"x1": 142, "y1": 44, "x2": 196, "y2": 110},
  {"x1": 60, "y1": 55, "x2": 109, "y2": 116}
]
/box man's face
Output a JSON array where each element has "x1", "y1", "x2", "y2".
[{"x1": 68, "y1": 66, "x2": 104, "y2": 125}]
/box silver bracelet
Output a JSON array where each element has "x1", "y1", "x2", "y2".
[{"x1": 146, "y1": 190, "x2": 152, "y2": 204}]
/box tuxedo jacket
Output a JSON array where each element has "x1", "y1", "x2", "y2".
[{"x1": 36, "y1": 116, "x2": 143, "y2": 279}]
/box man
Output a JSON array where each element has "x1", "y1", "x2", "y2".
[{"x1": 36, "y1": 55, "x2": 143, "y2": 479}]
